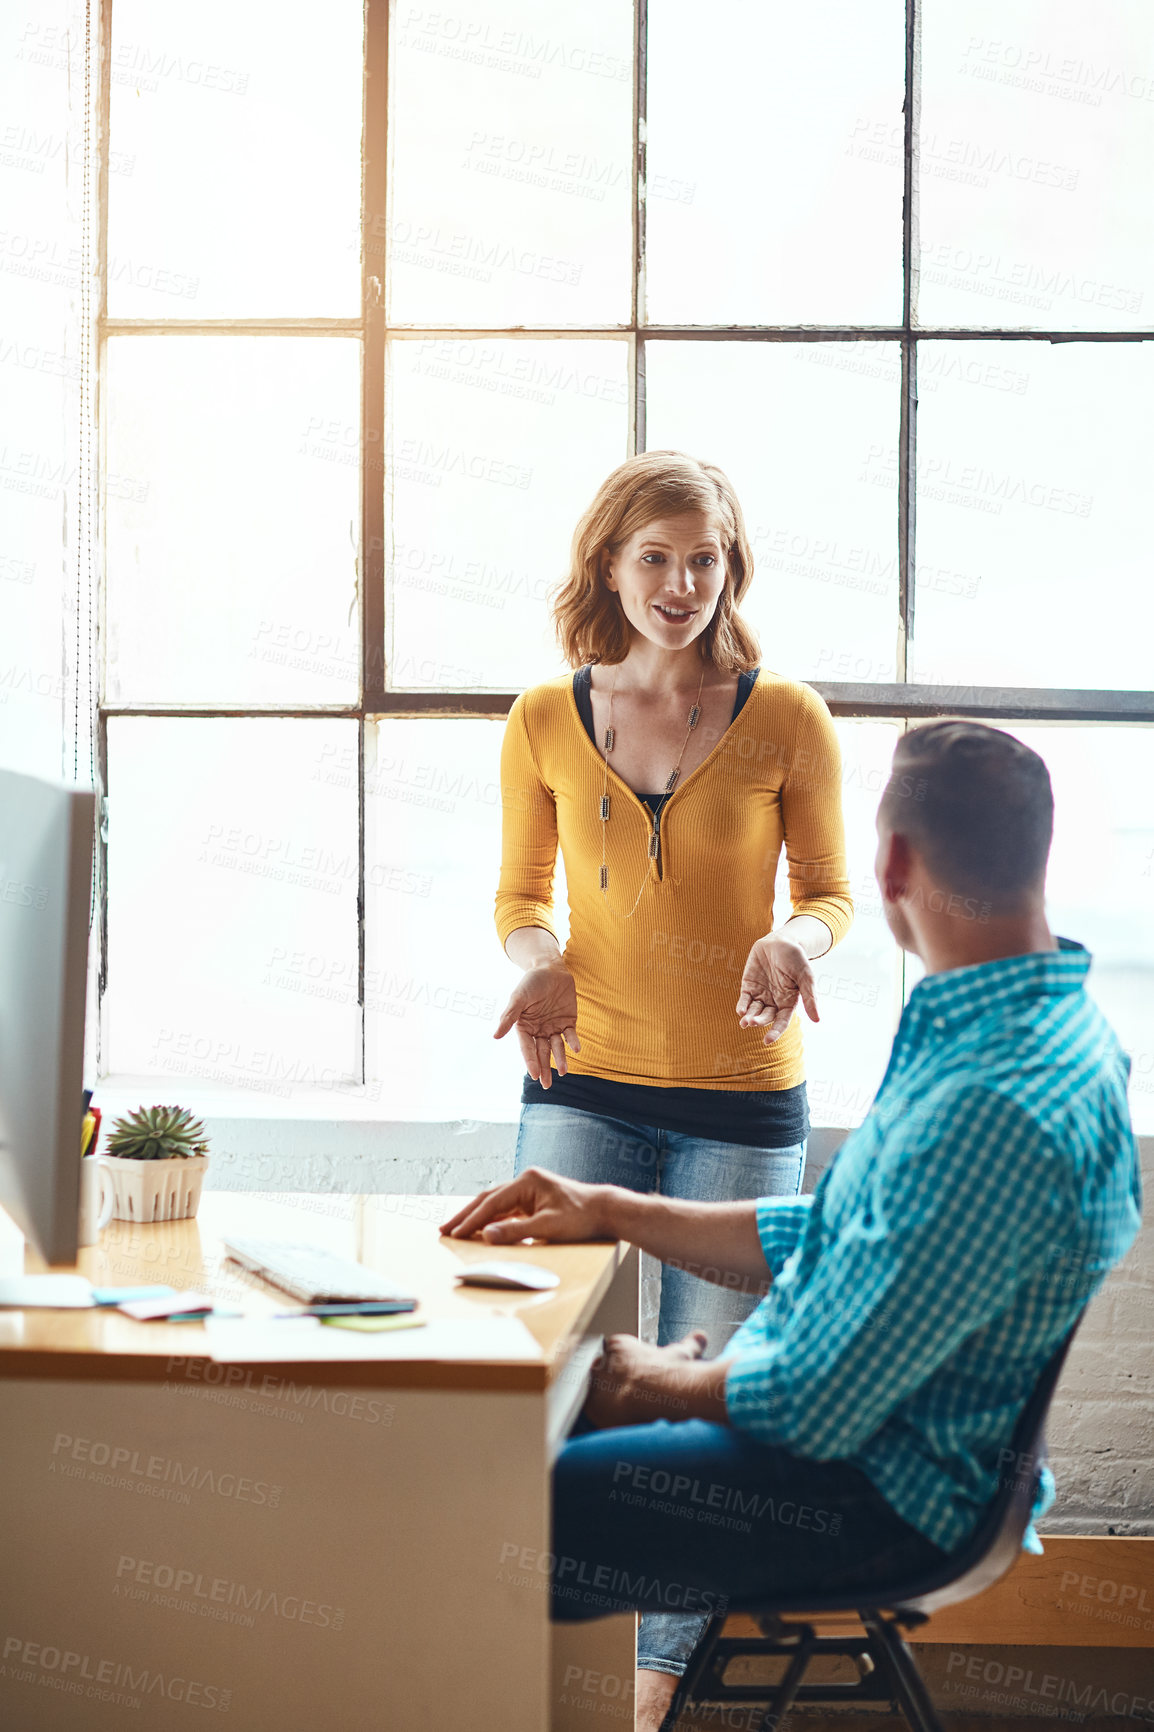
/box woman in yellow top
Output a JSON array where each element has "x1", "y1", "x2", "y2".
[{"x1": 494, "y1": 450, "x2": 853, "y2": 1359}]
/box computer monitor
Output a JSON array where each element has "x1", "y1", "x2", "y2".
[{"x1": 0, "y1": 768, "x2": 96, "y2": 1264}]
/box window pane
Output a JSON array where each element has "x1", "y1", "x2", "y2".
[
  {"x1": 0, "y1": 0, "x2": 84, "y2": 778},
  {"x1": 387, "y1": 0, "x2": 633, "y2": 326},
  {"x1": 645, "y1": 342, "x2": 900, "y2": 683},
  {"x1": 104, "y1": 719, "x2": 360, "y2": 1097},
  {"x1": 791, "y1": 721, "x2": 903, "y2": 1128},
  {"x1": 919, "y1": 1, "x2": 1154, "y2": 330},
  {"x1": 105, "y1": 337, "x2": 360, "y2": 706},
  {"x1": 107, "y1": 0, "x2": 362, "y2": 317},
  {"x1": 385, "y1": 338, "x2": 629, "y2": 690},
  {"x1": 364, "y1": 719, "x2": 522, "y2": 1119},
  {"x1": 647, "y1": 0, "x2": 904, "y2": 325},
  {"x1": 0, "y1": 355, "x2": 75, "y2": 778},
  {"x1": 1015, "y1": 726, "x2": 1154, "y2": 1135},
  {"x1": 912, "y1": 342, "x2": 1154, "y2": 690}
]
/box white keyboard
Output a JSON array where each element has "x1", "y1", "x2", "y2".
[{"x1": 221, "y1": 1236, "x2": 415, "y2": 1306}]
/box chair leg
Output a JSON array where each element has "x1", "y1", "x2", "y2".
[
  {"x1": 861, "y1": 1611, "x2": 945, "y2": 1732},
  {"x1": 754, "y1": 1626, "x2": 817, "y2": 1732},
  {"x1": 657, "y1": 1618, "x2": 818, "y2": 1732}
]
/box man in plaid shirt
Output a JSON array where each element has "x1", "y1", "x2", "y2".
[{"x1": 444, "y1": 722, "x2": 1142, "y2": 1730}]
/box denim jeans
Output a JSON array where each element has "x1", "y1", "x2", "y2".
[
  {"x1": 552, "y1": 1420, "x2": 948, "y2": 1677},
  {"x1": 514, "y1": 1103, "x2": 806, "y2": 1356},
  {"x1": 515, "y1": 1100, "x2": 808, "y2": 1673}
]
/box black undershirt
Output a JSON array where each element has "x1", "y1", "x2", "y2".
[
  {"x1": 572, "y1": 663, "x2": 758, "y2": 822},
  {"x1": 520, "y1": 665, "x2": 809, "y2": 1150}
]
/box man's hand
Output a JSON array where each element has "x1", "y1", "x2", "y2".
[
  {"x1": 494, "y1": 961, "x2": 581, "y2": 1089},
  {"x1": 583, "y1": 1331, "x2": 730, "y2": 1429},
  {"x1": 441, "y1": 1167, "x2": 612, "y2": 1244},
  {"x1": 736, "y1": 933, "x2": 820, "y2": 1045}
]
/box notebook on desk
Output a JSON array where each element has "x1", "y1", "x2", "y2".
[{"x1": 202, "y1": 1313, "x2": 542, "y2": 1362}]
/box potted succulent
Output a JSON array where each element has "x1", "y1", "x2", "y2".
[{"x1": 99, "y1": 1106, "x2": 211, "y2": 1224}]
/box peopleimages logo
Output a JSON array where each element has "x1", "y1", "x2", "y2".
[
  {"x1": 115, "y1": 1556, "x2": 345, "y2": 1631},
  {"x1": 496, "y1": 1543, "x2": 726, "y2": 1615},
  {"x1": 50, "y1": 1433, "x2": 282, "y2": 1508},
  {"x1": 944, "y1": 1649, "x2": 1154, "y2": 1718},
  {"x1": 1, "y1": 1635, "x2": 230, "y2": 1711}
]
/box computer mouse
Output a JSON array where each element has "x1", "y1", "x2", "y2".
[{"x1": 454, "y1": 1260, "x2": 561, "y2": 1291}]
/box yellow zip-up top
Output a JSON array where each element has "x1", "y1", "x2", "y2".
[{"x1": 495, "y1": 670, "x2": 853, "y2": 1092}]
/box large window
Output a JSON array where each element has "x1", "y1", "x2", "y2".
[{"x1": 94, "y1": 0, "x2": 1154, "y2": 1128}]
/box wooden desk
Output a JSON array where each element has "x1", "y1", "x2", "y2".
[{"x1": 0, "y1": 1194, "x2": 639, "y2": 1731}]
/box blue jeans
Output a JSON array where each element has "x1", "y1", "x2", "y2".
[
  {"x1": 514, "y1": 1101, "x2": 808, "y2": 1673},
  {"x1": 551, "y1": 1420, "x2": 948, "y2": 1677},
  {"x1": 514, "y1": 1104, "x2": 806, "y2": 1356}
]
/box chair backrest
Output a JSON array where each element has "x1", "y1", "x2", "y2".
[{"x1": 899, "y1": 1318, "x2": 1082, "y2": 1616}]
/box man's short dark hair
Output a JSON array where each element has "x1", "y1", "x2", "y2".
[{"x1": 879, "y1": 723, "x2": 1053, "y2": 905}]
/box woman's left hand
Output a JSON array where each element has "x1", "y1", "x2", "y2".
[{"x1": 736, "y1": 933, "x2": 819, "y2": 1045}]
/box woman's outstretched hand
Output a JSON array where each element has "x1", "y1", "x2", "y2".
[
  {"x1": 736, "y1": 933, "x2": 820, "y2": 1045},
  {"x1": 494, "y1": 960, "x2": 581, "y2": 1088}
]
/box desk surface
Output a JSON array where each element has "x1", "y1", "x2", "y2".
[{"x1": 1, "y1": 1192, "x2": 625, "y2": 1389}]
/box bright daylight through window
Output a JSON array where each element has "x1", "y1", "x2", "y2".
[{"x1": 21, "y1": 0, "x2": 1154, "y2": 1129}]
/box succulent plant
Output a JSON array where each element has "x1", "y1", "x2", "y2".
[{"x1": 104, "y1": 1105, "x2": 210, "y2": 1162}]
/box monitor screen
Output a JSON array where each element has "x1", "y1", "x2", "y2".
[{"x1": 0, "y1": 770, "x2": 95, "y2": 1264}]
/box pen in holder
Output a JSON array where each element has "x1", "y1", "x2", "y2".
[{"x1": 81, "y1": 1100, "x2": 101, "y2": 1159}]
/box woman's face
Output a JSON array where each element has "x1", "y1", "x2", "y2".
[{"x1": 602, "y1": 512, "x2": 728, "y2": 653}]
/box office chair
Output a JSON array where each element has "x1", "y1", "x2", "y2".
[{"x1": 658, "y1": 1322, "x2": 1081, "y2": 1732}]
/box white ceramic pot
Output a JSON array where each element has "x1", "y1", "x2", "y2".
[{"x1": 97, "y1": 1154, "x2": 209, "y2": 1225}]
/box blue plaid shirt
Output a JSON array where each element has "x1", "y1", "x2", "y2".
[{"x1": 724, "y1": 939, "x2": 1142, "y2": 1554}]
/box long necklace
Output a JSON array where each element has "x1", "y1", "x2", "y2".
[{"x1": 598, "y1": 660, "x2": 706, "y2": 919}]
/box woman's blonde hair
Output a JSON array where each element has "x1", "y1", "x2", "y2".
[{"x1": 553, "y1": 450, "x2": 760, "y2": 672}]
